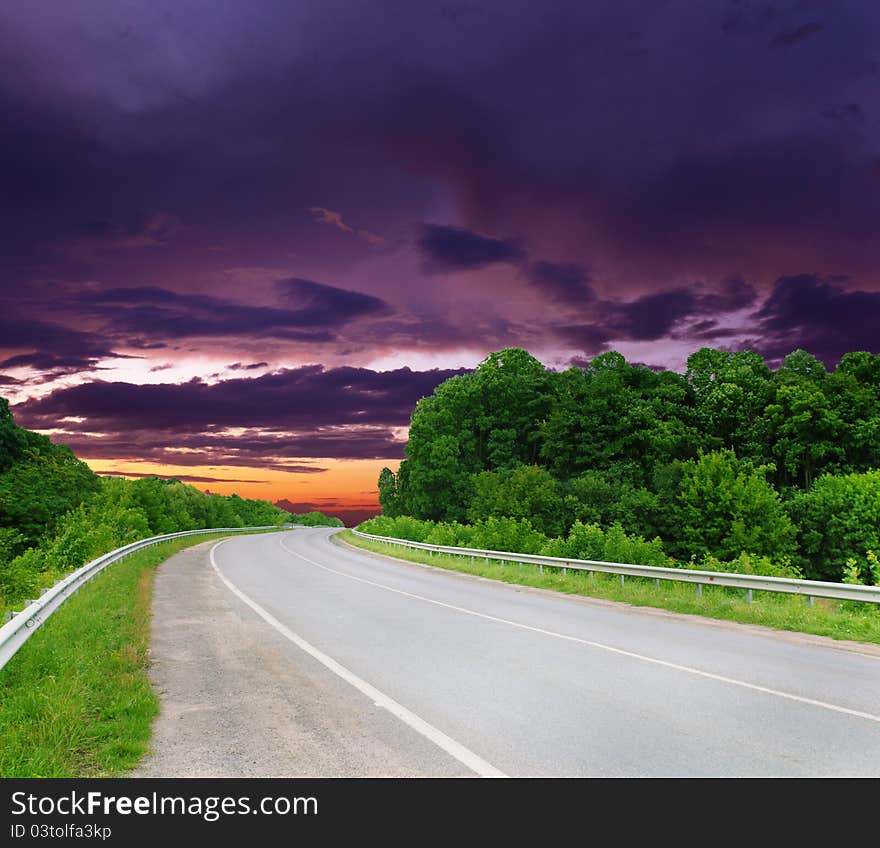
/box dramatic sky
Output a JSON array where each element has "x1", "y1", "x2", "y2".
[{"x1": 2, "y1": 1, "x2": 879, "y2": 522}]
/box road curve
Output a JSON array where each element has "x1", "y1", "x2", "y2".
[{"x1": 148, "y1": 528, "x2": 880, "y2": 777}]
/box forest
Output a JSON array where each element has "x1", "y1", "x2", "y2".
[
  {"x1": 0, "y1": 397, "x2": 337, "y2": 611},
  {"x1": 372, "y1": 347, "x2": 880, "y2": 585}
]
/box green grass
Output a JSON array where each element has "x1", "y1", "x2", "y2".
[
  {"x1": 2, "y1": 566, "x2": 71, "y2": 619},
  {"x1": 0, "y1": 531, "x2": 247, "y2": 778},
  {"x1": 340, "y1": 531, "x2": 880, "y2": 646}
]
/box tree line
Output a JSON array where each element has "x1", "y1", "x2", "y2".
[
  {"x1": 0, "y1": 397, "x2": 338, "y2": 609},
  {"x1": 375, "y1": 347, "x2": 880, "y2": 584}
]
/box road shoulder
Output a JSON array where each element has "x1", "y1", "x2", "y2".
[{"x1": 133, "y1": 537, "x2": 470, "y2": 777}]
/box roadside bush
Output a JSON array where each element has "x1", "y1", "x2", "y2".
[
  {"x1": 786, "y1": 470, "x2": 880, "y2": 583},
  {"x1": 691, "y1": 552, "x2": 802, "y2": 579},
  {"x1": 359, "y1": 515, "x2": 673, "y2": 566},
  {"x1": 0, "y1": 549, "x2": 45, "y2": 608},
  {"x1": 669, "y1": 450, "x2": 796, "y2": 563},
  {"x1": 358, "y1": 515, "x2": 434, "y2": 541},
  {"x1": 425, "y1": 522, "x2": 478, "y2": 548},
  {"x1": 468, "y1": 465, "x2": 567, "y2": 537},
  {"x1": 466, "y1": 517, "x2": 548, "y2": 554},
  {"x1": 542, "y1": 521, "x2": 669, "y2": 567}
]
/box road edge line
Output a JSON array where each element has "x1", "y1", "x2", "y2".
[{"x1": 209, "y1": 539, "x2": 507, "y2": 778}]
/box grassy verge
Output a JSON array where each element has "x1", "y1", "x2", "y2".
[
  {"x1": 340, "y1": 531, "x2": 880, "y2": 646},
  {"x1": 0, "y1": 531, "x2": 250, "y2": 778},
  {"x1": 2, "y1": 568, "x2": 68, "y2": 620}
]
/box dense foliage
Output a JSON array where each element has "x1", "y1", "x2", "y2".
[
  {"x1": 357, "y1": 514, "x2": 793, "y2": 577},
  {"x1": 0, "y1": 397, "x2": 303, "y2": 609},
  {"x1": 376, "y1": 347, "x2": 880, "y2": 583},
  {"x1": 284, "y1": 511, "x2": 345, "y2": 527}
]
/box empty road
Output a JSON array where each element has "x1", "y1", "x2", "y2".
[{"x1": 139, "y1": 528, "x2": 880, "y2": 777}]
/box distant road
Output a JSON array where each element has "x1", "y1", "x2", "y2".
[{"x1": 139, "y1": 528, "x2": 880, "y2": 777}]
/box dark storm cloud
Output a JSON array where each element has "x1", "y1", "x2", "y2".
[
  {"x1": 769, "y1": 22, "x2": 824, "y2": 49},
  {"x1": 15, "y1": 365, "x2": 466, "y2": 431},
  {"x1": 0, "y1": 0, "x2": 877, "y2": 395},
  {"x1": 274, "y1": 278, "x2": 390, "y2": 322},
  {"x1": 556, "y1": 324, "x2": 613, "y2": 352},
  {"x1": 53, "y1": 427, "x2": 406, "y2": 467},
  {"x1": 0, "y1": 315, "x2": 123, "y2": 373},
  {"x1": 621, "y1": 139, "x2": 877, "y2": 252},
  {"x1": 600, "y1": 289, "x2": 698, "y2": 341},
  {"x1": 419, "y1": 224, "x2": 526, "y2": 273},
  {"x1": 526, "y1": 261, "x2": 595, "y2": 306},
  {"x1": 752, "y1": 274, "x2": 880, "y2": 365},
  {"x1": 80, "y1": 287, "x2": 334, "y2": 343},
  {"x1": 11, "y1": 365, "x2": 467, "y2": 464},
  {"x1": 695, "y1": 275, "x2": 758, "y2": 313},
  {"x1": 555, "y1": 276, "x2": 759, "y2": 350},
  {"x1": 64, "y1": 282, "x2": 391, "y2": 345}
]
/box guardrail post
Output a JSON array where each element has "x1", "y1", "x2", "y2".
[
  {"x1": 808, "y1": 596, "x2": 815, "y2": 608},
  {"x1": 654, "y1": 578, "x2": 660, "y2": 588},
  {"x1": 538, "y1": 564, "x2": 543, "y2": 574},
  {"x1": 696, "y1": 583, "x2": 702, "y2": 598},
  {"x1": 746, "y1": 589, "x2": 753, "y2": 604},
  {"x1": 620, "y1": 574, "x2": 625, "y2": 587}
]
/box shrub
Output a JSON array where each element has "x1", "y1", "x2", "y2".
[
  {"x1": 546, "y1": 521, "x2": 669, "y2": 568},
  {"x1": 358, "y1": 515, "x2": 434, "y2": 542},
  {"x1": 467, "y1": 517, "x2": 548, "y2": 554},
  {"x1": 670, "y1": 450, "x2": 796, "y2": 563},
  {"x1": 693, "y1": 552, "x2": 802, "y2": 579},
  {"x1": 786, "y1": 470, "x2": 880, "y2": 583}
]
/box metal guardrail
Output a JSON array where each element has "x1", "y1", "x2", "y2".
[
  {"x1": 0, "y1": 525, "x2": 291, "y2": 671},
  {"x1": 351, "y1": 530, "x2": 880, "y2": 606}
]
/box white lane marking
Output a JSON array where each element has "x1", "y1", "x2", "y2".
[
  {"x1": 280, "y1": 534, "x2": 880, "y2": 726},
  {"x1": 210, "y1": 539, "x2": 506, "y2": 778}
]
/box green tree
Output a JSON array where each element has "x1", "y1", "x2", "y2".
[
  {"x1": 541, "y1": 354, "x2": 699, "y2": 481},
  {"x1": 468, "y1": 464, "x2": 566, "y2": 537},
  {"x1": 401, "y1": 348, "x2": 553, "y2": 521},
  {"x1": 686, "y1": 348, "x2": 774, "y2": 461},
  {"x1": 377, "y1": 466, "x2": 401, "y2": 517},
  {"x1": 762, "y1": 382, "x2": 845, "y2": 488},
  {"x1": 0, "y1": 446, "x2": 100, "y2": 548},
  {"x1": 786, "y1": 471, "x2": 880, "y2": 582},
  {"x1": 670, "y1": 450, "x2": 796, "y2": 562},
  {"x1": 0, "y1": 398, "x2": 26, "y2": 474},
  {"x1": 829, "y1": 351, "x2": 880, "y2": 472}
]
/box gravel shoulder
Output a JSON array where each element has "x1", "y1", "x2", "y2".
[{"x1": 133, "y1": 537, "x2": 469, "y2": 777}]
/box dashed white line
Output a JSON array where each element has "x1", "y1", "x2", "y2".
[{"x1": 278, "y1": 534, "x2": 880, "y2": 726}]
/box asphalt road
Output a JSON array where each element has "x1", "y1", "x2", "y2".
[{"x1": 143, "y1": 528, "x2": 880, "y2": 777}]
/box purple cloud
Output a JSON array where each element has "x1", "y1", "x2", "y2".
[
  {"x1": 526, "y1": 261, "x2": 595, "y2": 306},
  {"x1": 753, "y1": 274, "x2": 880, "y2": 365},
  {"x1": 419, "y1": 224, "x2": 526, "y2": 273}
]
